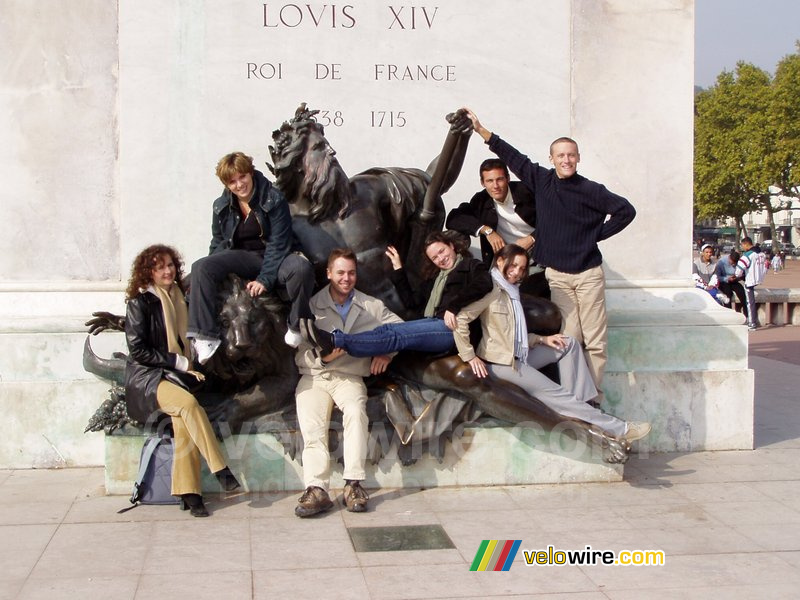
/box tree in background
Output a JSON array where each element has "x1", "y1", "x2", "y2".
[
  {"x1": 695, "y1": 45, "x2": 800, "y2": 248},
  {"x1": 768, "y1": 44, "x2": 800, "y2": 249}
]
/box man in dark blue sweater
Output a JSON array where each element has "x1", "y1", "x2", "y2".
[{"x1": 463, "y1": 108, "x2": 636, "y2": 404}]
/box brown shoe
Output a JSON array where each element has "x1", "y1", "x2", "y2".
[
  {"x1": 343, "y1": 480, "x2": 369, "y2": 513},
  {"x1": 295, "y1": 486, "x2": 334, "y2": 518}
]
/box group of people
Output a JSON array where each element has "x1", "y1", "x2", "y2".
[
  {"x1": 693, "y1": 238, "x2": 768, "y2": 331},
  {"x1": 122, "y1": 108, "x2": 650, "y2": 519}
]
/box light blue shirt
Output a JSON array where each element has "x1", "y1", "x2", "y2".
[{"x1": 333, "y1": 290, "x2": 355, "y2": 324}]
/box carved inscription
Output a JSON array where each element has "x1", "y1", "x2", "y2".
[
  {"x1": 247, "y1": 63, "x2": 283, "y2": 79},
  {"x1": 252, "y1": 4, "x2": 453, "y2": 129},
  {"x1": 387, "y1": 5, "x2": 438, "y2": 29},
  {"x1": 370, "y1": 111, "x2": 406, "y2": 127},
  {"x1": 262, "y1": 3, "x2": 356, "y2": 28},
  {"x1": 373, "y1": 64, "x2": 455, "y2": 81}
]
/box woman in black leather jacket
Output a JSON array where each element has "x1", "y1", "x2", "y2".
[{"x1": 125, "y1": 244, "x2": 241, "y2": 517}]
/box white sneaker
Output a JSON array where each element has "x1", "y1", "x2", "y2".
[
  {"x1": 192, "y1": 337, "x2": 220, "y2": 365},
  {"x1": 623, "y1": 421, "x2": 651, "y2": 443},
  {"x1": 284, "y1": 327, "x2": 303, "y2": 348}
]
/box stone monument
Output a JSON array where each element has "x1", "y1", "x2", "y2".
[{"x1": 0, "y1": 1, "x2": 751, "y2": 474}]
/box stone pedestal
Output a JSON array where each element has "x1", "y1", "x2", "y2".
[{"x1": 104, "y1": 424, "x2": 624, "y2": 495}]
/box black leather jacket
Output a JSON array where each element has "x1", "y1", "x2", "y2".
[
  {"x1": 446, "y1": 181, "x2": 537, "y2": 266},
  {"x1": 124, "y1": 291, "x2": 184, "y2": 424}
]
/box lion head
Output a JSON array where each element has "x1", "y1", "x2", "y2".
[
  {"x1": 206, "y1": 275, "x2": 292, "y2": 390},
  {"x1": 268, "y1": 103, "x2": 352, "y2": 224}
]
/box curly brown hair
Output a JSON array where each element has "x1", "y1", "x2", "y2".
[{"x1": 125, "y1": 244, "x2": 186, "y2": 300}]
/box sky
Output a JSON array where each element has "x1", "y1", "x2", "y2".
[{"x1": 695, "y1": 0, "x2": 800, "y2": 88}]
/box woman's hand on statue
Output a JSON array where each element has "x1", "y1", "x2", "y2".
[
  {"x1": 542, "y1": 334, "x2": 568, "y2": 350},
  {"x1": 246, "y1": 280, "x2": 267, "y2": 297},
  {"x1": 468, "y1": 356, "x2": 488, "y2": 378},
  {"x1": 385, "y1": 246, "x2": 403, "y2": 270},
  {"x1": 443, "y1": 310, "x2": 458, "y2": 330}
]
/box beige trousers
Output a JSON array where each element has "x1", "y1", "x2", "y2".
[
  {"x1": 295, "y1": 373, "x2": 369, "y2": 490},
  {"x1": 545, "y1": 265, "x2": 608, "y2": 395},
  {"x1": 156, "y1": 380, "x2": 227, "y2": 495}
]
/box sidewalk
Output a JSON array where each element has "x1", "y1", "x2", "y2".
[{"x1": 2, "y1": 331, "x2": 799, "y2": 598}]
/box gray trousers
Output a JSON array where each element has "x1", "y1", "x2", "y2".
[
  {"x1": 744, "y1": 286, "x2": 760, "y2": 328},
  {"x1": 486, "y1": 336, "x2": 627, "y2": 437}
]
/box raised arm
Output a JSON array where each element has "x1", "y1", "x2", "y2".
[{"x1": 420, "y1": 110, "x2": 474, "y2": 222}]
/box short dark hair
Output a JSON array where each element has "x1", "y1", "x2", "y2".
[
  {"x1": 327, "y1": 247, "x2": 357, "y2": 268},
  {"x1": 479, "y1": 158, "x2": 509, "y2": 181},
  {"x1": 741, "y1": 236, "x2": 753, "y2": 245}
]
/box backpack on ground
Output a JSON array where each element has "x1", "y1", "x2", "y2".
[{"x1": 117, "y1": 435, "x2": 178, "y2": 513}]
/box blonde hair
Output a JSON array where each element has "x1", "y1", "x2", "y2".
[{"x1": 215, "y1": 152, "x2": 255, "y2": 185}]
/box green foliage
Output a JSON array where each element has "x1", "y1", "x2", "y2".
[{"x1": 694, "y1": 44, "x2": 800, "y2": 232}]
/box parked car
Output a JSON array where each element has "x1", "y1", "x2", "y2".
[{"x1": 761, "y1": 240, "x2": 797, "y2": 257}]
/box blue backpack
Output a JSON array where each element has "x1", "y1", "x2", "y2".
[{"x1": 117, "y1": 435, "x2": 179, "y2": 513}]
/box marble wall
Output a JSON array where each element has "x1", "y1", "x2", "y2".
[{"x1": 1, "y1": 0, "x2": 750, "y2": 470}]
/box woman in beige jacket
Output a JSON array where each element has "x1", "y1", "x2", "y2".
[{"x1": 453, "y1": 244, "x2": 650, "y2": 443}]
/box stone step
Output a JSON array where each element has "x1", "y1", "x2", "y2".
[{"x1": 104, "y1": 422, "x2": 623, "y2": 495}]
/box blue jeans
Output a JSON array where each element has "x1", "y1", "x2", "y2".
[{"x1": 332, "y1": 318, "x2": 454, "y2": 357}]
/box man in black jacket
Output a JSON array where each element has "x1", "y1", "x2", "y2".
[
  {"x1": 463, "y1": 109, "x2": 636, "y2": 404},
  {"x1": 446, "y1": 158, "x2": 549, "y2": 297}
]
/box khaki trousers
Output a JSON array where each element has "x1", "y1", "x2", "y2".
[
  {"x1": 156, "y1": 380, "x2": 227, "y2": 495},
  {"x1": 545, "y1": 265, "x2": 608, "y2": 394},
  {"x1": 295, "y1": 373, "x2": 368, "y2": 490}
]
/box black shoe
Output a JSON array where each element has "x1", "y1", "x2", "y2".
[
  {"x1": 214, "y1": 466, "x2": 241, "y2": 492},
  {"x1": 295, "y1": 486, "x2": 334, "y2": 518},
  {"x1": 299, "y1": 318, "x2": 335, "y2": 356},
  {"x1": 179, "y1": 493, "x2": 209, "y2": 517}
]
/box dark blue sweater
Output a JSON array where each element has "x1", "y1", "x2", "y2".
[{"x1": 488, "y1": 134, "x2": 635, "y2": 274}]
